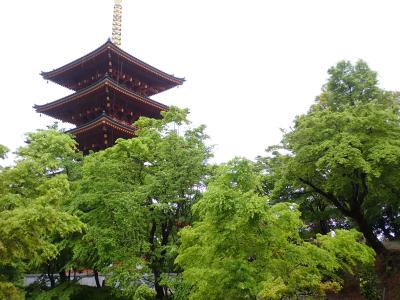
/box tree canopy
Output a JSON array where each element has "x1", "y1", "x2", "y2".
[
  {"x1": 0, "y1": 130, "x2": 85, "y2": 299},
  {"x1": 1, "y1": 61, "x2": 399, "y2": 299},
  {"x1": 260, "y1": 60, "x2": 400, "y2": 254},
  {"x1": 71, "y1": 107, "x2": 212, "y2": 298},
  {"x1": 176, "y1": 158, "x2": 375, "y2": 299}
]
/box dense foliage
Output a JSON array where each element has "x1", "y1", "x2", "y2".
[
  {"x1": 259, "y1": 60, "x2": 400, "y2": 255},
  {"x1": 0, "y1": 130, "x2": 85, "y2": 299},
  {"x1": 0, "y1": 61, "x2": 399, "y2": 299},
  {"x1": 176, "y1": 159, "x2": 374, "y2": 299},
  {"x1": 71, "y1": 107, "x2": 211, "y2": 298}
]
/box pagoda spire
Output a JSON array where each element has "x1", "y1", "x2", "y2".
[{"x1": 112, "y1": 0, "x2": 122, "y2": 47}]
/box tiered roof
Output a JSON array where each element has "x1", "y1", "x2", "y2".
[{"x1": 36, "y1": 40, "x2": 183, "y2": 153}]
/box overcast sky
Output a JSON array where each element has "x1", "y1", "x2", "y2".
[{"x1": 1, "y1": 0, "x2": 400, "y2": 162}]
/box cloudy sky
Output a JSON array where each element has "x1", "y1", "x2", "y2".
[{"x1": 1, "y1": 0, "x2": 400, "y2": 162}]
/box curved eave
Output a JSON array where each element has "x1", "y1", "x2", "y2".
[
  {"x1": 34, "y1": 77, "x2": 169, "y2": 113},
  {"x1": 41, "y1": 40, "x2": 185, "y2": 86},
  {"x1": 68, "y1": 114, "x2": 135, "y2": 136}
]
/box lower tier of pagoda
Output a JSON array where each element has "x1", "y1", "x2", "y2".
[{"x1": 68, "y1": 113, "x2": 135, "y2": 153}]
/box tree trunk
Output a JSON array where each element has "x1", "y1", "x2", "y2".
[
  {"x1": 48, "y1": 273, "x2": 55, "y2": 288},
  {"x1": 94, "y1": 269, "x2": 101, "y2": 288},
  {"x1": 149, "y1": 220, "x2": 173, "y2": 299},
  {"x1": 153, "y1": 270, "x2": 169, "y2": 299},
  {"x1": 319, "y1": 220, "x2": 330, "y2": 235},
  {"x1": 353, "y1": 210, "x2": 386, "y2": 255},
  {"x1": 47, "y1": 264, "x2": 55, "y2": 288},
  {"x1": 154, "y1": 270, "x2": 165, "y2": 299},
  {"x1": 59, "y1": 270, "x2": 68, "y2": 283},
  {"x1": 299, "y1": 178, "x2": 387, "y2": 255}
]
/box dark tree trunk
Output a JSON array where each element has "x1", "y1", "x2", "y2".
[
  {"x1": 59, "y1": 270, "x2": 68, "y2": 283},
  {"x1": 149, "y1": 221, "x2": 157, "y2": 249},
  {"x1": 94, "y1": 269, "x2": 101, "y2": 288},
  {"x1": 149, "y1": 220, "x2": 174, "y2": 299},
  {"x1": 319, "y1": 220, "x2": 330, "y2": 235},
  {"x1": 161, "y1": 220, "x2": 173, "y2": 246},
  {"x1": 47, "y1": 264, "x2": 55, "y2": 288},
  {"x1": 299, "y1": 177, "x2": 387, "y2": 255},
  {"x1": 48, "y1": 274, "x2": 55, "y2": 288},
  {"x1": 352, "y1": 210, "x2": 386, "y2": 255},
  {"x1": 154, "y1": 270, "x2": 165, "y2": 299}
]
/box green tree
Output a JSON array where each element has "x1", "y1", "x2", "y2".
[
  {"x1": 0, "y1": 130, "x2": 85, "y2": 296},
  {"x1": 262, "y1": 60, "x2": 400, "y2": 254},
  {"x1": 256, "y1": 151, "x2": 349, "y2": 238},
  {"x1": 71, "y1": 146, "x2": 150, "y2": 293},
  {"x1": 176, "y1": 158, "x2": 375, "y2": 299},
  {"x1": 0, "y1": 145, "x2": 8, "y2": 160},
  {"x1": 71, "y1": 107, "x2": 212, "y2": 298}
]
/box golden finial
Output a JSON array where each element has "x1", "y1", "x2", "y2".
[{"x1": 112, "y1": 0, "x2": 122, "y2": 47}]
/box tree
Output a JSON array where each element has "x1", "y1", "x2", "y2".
[
  {"x1": 0, "y1": 145, "x2": 8, "y2": 160},
  {"x1": 71, "y1": 146, "x2": 150, "y2": 293},
  {"x1": 256, "y1": 151, "x2": 350, "y2": 238},
  {"x1": 71, "y1": 107, "x2": 212, "y2": 298},
  {"x1": 262, "y1": 60, "x2": 400, "y2": 254},
  {"x1": 0, "y1": 130, "x2": 85, "y2": 296},
  {"x1": 176, "y1": 158, "x2": 375, "y2": 299}
]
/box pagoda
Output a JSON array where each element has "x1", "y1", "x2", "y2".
[{"x1": 34, "y1": 1, "x2": 184, "y2": 153}]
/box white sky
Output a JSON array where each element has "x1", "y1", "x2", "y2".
[{"x1": 1, "y1": 0, "x2": 400, "y2": 162}]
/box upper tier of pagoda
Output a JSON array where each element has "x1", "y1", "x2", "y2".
[{"x1": 41, "y1": 39, "x2": 185, "y2": 97}]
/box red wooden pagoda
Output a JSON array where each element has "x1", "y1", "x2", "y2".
[{"x1": 35, "y1": 39, "x2": 184, "y2": 153}]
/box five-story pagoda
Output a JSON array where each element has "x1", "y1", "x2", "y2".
[{"x1": 34, "y1": 1, "x2": 184, "y2": 153}]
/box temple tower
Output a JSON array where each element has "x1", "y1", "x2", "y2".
[{"x1": 35, "y1": 1, "x2": 184, "y2": 153}]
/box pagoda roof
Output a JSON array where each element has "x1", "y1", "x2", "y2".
[
  {"x1": 41, "y1": 40, "x2": 184, "y2": 91},
  {"x1": 34, "y1": 76, "x2": 169, "y2": 114},
  {"x1": 68, "y1": 113, "x2": 135, "y2": 136}
]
